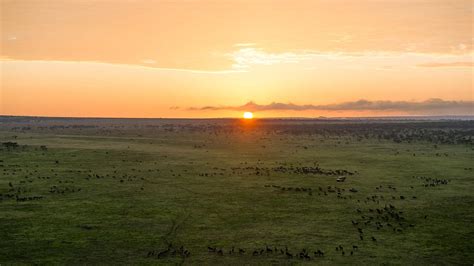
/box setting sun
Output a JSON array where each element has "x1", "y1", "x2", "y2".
[{"x1": 243, "y1": 112, "x2": 253, "y2": 119}]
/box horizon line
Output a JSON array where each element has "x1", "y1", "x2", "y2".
[{"x1": 1, "y1": 114, "x2": 473, "y2": 121}]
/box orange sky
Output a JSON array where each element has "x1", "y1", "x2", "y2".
[{"x1": 1, "y1": 0, "x2": 473, "y2": 118}]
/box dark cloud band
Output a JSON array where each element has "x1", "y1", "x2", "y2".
[{"x1": 188, "y1": 99, "x2": 474, "y2": 114}]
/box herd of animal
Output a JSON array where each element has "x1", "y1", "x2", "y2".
[
  {"x1": 142, "y1": 175, "x2": 449, "y2": 261},
  {"x1": 0, "y1": 142, "x2": 455, "y2": 262},
  {"x1": 147, "y1": 243, "x2": 191, "y2": 259},
  {"x1": 207, "y1": 245, "x2": 328, "y2": 260},
  {"x1": 413, "y1": 175, "x2": 450, "y2": 187},
  {"x1": 0, "y1": 118, "x2": 471, "y2": 263}
]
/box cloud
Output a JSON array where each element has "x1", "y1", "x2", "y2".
[
  {"x1": 226, "y1": 47, "x2": 474, "y2": 71},
  {"x1": 227, "y1": 48, "x2": 319, "y2": 70},
  {"x1": 189, "y1": 99, "x2": 474, "y2": 114},
  {"x1": 0, "y1": 58, "x2": 244, "y2": 75},
  {"x1": 417, "y1": 62, "x2": 473, "y2": 68}
]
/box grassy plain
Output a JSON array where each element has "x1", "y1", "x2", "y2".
[{"x1": 0, "y1": 117, "x2": 473, "y2": 264}]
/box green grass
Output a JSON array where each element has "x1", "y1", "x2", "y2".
[{"x1": 0, "y1": 128, "x2": 473, "y2": 265}]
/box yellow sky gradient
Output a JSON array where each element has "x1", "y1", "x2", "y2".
[{"x1": 1, "y1": 0, "x2": 473, "y2": 118}]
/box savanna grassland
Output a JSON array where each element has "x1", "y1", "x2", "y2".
[{"x1": 0, "y1": 116, "x2": 473, "y2": 265}]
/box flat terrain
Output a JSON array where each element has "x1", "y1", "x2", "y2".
[{"x1": 0, "y1": 117, "x2": 473, "y2": 264}]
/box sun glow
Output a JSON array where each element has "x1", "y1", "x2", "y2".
[{"x1": 243, "y1": 112, "x2": 253, "y2": 119}]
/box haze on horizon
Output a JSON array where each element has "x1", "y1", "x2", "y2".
[{"x1": 1, "y1": 0, "x2": 473, "y2": 118}]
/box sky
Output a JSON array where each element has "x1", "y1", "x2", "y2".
[{"x1": 1, "y1": 0, "x2": 473, "y2": 118}]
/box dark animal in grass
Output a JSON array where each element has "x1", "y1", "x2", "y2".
[
  {"x1": 285, "y1": 249, "x2": 293, "y2": 259},
  {"x1": 157, "y1": 248, "x2": 170, "y2": 258},
  {"x1": 298, "y1": 248, "x2": 310, "y2": 260},
  {"x1": 314, "y1": 249, "x2": 324, "y2": 257},
  {"x1": 183, "y1": 250, "x2": 190, "y2": 257}
]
